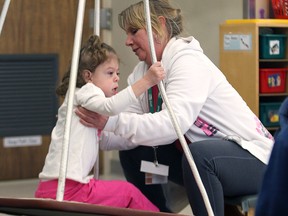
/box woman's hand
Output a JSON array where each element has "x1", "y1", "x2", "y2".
[{"x1": 75, "y1": 106, "x2": 109, "y2": 130}]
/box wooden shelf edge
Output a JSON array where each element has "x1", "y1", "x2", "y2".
[{"x1": 225, "y1": 19, "x2": 288, "y2": 25}]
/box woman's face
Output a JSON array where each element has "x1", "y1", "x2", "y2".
[
  {"x1": 125, "y1": 28, "x2": 151, "y2": 64},
  {"x1": 125, "y1": 28, "x2": 164, "y2": 66}
]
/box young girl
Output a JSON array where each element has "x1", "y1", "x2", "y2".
[{"x1": 35, "y1": 35, "x2": 164, "y2": 212}]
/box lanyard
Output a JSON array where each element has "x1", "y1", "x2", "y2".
[
  {"x1": 148, "y1": 85, "x2": 162, "y2": 166},
  {"x1": 148, "y1": 86, "x2": 162, "y2": 113}
]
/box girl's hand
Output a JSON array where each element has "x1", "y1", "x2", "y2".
[
  {"x1": 144, "y1": 61, "x2": 165, "y2": 85},
  {"x1": 75, "y1": 106, "x2": 108, "y2": 130}
]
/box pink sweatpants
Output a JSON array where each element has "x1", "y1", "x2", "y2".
[{"x1": 35, "y1": 179, "x2": 159, "y2": 212}]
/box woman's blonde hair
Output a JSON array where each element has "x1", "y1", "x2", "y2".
[
  {"x1": 118, "y1": 0, "x2": 183, "y2": 39},
  {"x1": 56, "y1": 35, "x2": 117, "y2": 97}
]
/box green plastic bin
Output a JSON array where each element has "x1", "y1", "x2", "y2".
[
  {"x1": 259, "y1": 34, "x2": 287, "y2": 59},
  {"x1": 259, "y1": 102, "x2": 281, "y2": 127}
]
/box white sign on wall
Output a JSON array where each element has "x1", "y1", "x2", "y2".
[
  {"x1": 224, "y1": 34, "x2": 252, "y2": 50},
  {"x1": 3, "y1": 135, "x2": 42, "y2": 148}
]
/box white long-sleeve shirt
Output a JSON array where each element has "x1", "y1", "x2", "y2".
[
  {"x1": 100, "y1": 36, "x2": 274, "y2": 164},
  {"x1": 39, "y1": 83, "x2": 137, "y2": 183}
]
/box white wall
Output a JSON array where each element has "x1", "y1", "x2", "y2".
[{"x1": 110, "y1": 0, "x2": 243, "y2": 90}]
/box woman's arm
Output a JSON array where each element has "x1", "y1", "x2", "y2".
[{"x1": 100, "y1": 131, "x2": 138, "y2": 150}]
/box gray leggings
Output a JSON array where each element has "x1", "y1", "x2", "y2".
[
  {"x1": 183, "y1": 140, "x2": 266, "y2": 216},
  {"x1": 119, "y1": 139, "x2": 266, "y2": 216}
]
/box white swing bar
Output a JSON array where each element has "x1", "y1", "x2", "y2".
[
  {"x1": 0, "y1": 0, "x2": 10, "y2": 36},
  {"x1": 56, "y1": 0, "x2": 86, "y2": 201},
  {"x1": 94, "y1": 0, "x2": 100, "y2": 36},
  {"x1": 143, "y1": 1, "x2": 214, "y2": 215},
  {"x1": 93, "y1": 0, "x2": 100, "y2": 180}
]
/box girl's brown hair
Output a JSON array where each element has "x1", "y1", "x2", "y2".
[{"x1": 56, "y1": 35, "x2": 117, "y2": 97}]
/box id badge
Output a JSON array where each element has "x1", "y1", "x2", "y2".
[{"x1": 140, "y1": 160, "x2": 169, "y2": 185}]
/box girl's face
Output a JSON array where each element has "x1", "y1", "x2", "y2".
[{"x1": 90, "y1": 53, "x2": 120, "y2": 97}]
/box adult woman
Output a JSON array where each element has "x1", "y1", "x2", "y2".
[{"x1": 76, "y1": 0, "x2": 274, "y2": 215}]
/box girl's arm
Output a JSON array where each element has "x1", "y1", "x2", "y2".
[
  {"x1": 75, "y1": 61, "x2": 164, "y2": 116},
  {"x1": 131, "y1": 61, "x2": 164, "y2": 97}
]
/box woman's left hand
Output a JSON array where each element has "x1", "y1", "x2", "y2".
[{"x1": 75, "y1": 106, "x2": 109, "y2": 130}]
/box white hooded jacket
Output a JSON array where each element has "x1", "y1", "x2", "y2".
[
  {"x1": 101, "y1": 36, "x2": 274, "y2": 164},
  {"x1": 39, "y1": 83, "x2": 137, "y2": 183}
]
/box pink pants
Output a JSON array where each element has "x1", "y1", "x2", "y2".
[{"x1": 34, "y1": 179, "x2": 159, "y2": 212}]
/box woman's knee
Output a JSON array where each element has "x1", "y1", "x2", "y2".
[{"x1": 182, "y1": 142, "x2": 207, "y2": 164}]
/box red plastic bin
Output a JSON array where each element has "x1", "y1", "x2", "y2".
[
  {"x1": 259, "y1": 68, "x2": 287, "y2": 93},
  {"x1": 272, "y1": 0, "x2": 288, "y2": 19}
]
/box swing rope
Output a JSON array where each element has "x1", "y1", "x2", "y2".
[
  {"x1": 94, "y1": 0, "x2": 100, "y2": 36},
  {"x1": 93, "y1": 0, "x2": 101, "y2": 181},
  {"x1": 0, "y1": 0, "x2": 10, "y2": 36},
  {"x1": 56, "y1": 0, "x2": 86, "y2": 202},
  {"x1": 143, "y1": 1, "x2": 214, "y2": 215}
]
